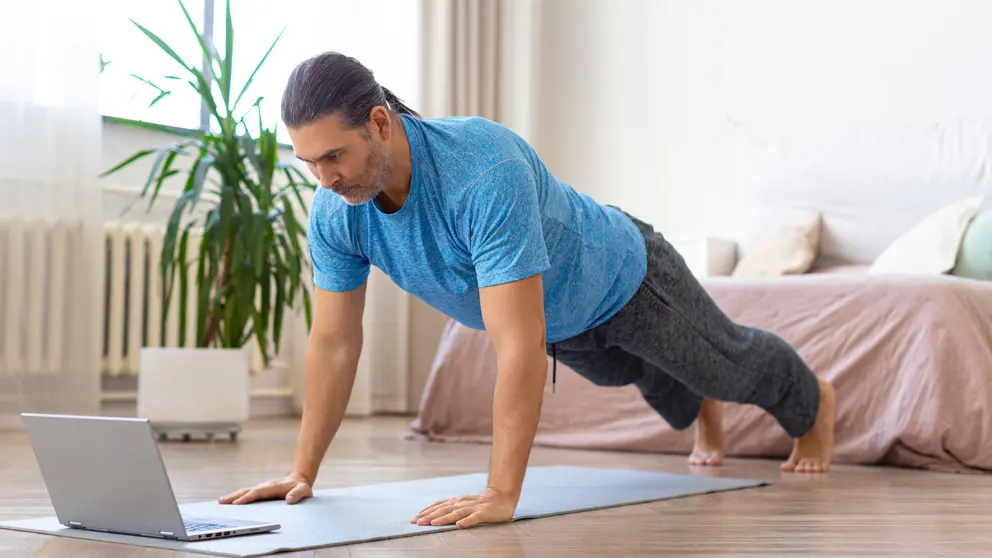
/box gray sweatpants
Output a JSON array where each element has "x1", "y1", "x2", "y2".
[{"x1": 548, "y1": 211, "x2": 821, "y2": 438}]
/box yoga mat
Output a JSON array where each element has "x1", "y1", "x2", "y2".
[{"x1": 0, "y1": 465, "x2": 768, "y2": 557}]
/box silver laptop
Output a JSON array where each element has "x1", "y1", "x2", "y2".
[{"x1": 21, "y1": 413, "x2": 280, "y2": 541}]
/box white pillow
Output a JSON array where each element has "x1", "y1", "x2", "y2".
[
  {"x1": 732, "y1": 212, "x2": 821, "y2": 277},
  {"x1": 869, "y1": 196, "x2": 984, "y2": 275}
]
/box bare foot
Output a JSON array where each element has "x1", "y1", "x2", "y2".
[
  {"x1": 689, "y1": 398, "x2": 725, "y2": 466},
  {"x1": 781, "y1": 378, "x2": 836, "y2": 473}
]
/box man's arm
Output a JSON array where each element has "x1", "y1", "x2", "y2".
[
  {"x1": 411, "y1": 157, "x2": 550, "y2": 528},
  {"x1": 411, "y1": 273, "x2": 548, "y2": 528},
  {"x1": 219, "y1": 282, "x2": 366, "y2": 505},
  {"x1": 291, "y1": 282, "x2": 367, "y2": 484},
  {"x1": 479, "y1": 273, "x2": 548, "y2": 502}
]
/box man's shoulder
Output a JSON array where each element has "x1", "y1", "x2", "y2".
[
  {"x1": 308, "y1": 187, "x2": 363, "y2": 251},
  {"x1": 309, "y1": 186, "x2": 350, "y2": 224},
  {"x1": 420, "y1": 114, "x2": 516, "y2": 140},
  {"x1": 416, "y1": 115, "x2": 531, "y2": 167},
  {"x1": 414, "y1": 116, "x2": 537, "y2": 197}
]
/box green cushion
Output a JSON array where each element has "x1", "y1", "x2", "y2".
[{"x1": 953, "y1": 210, "x2": 992, "y2": 281}]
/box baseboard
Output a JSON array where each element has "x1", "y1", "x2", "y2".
[
  {"x1": 101, "y1": 396, "x2": 295, "y2": 419},
  {"x1": 100, "y1": 370, "x2": 297, "y2": 419},
  {"x1": 374, "y1": 394, "x2": 411, "y2": 414}
]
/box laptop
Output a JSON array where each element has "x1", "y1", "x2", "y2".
[{"x1": 21, "y1": 413, "x2": 280, "y2": 541}]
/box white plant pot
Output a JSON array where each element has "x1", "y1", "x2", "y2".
[{"x1": 137, "y1": 347, "x2": 250, "y2": 428}]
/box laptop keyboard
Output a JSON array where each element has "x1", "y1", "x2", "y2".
[{"x1": 185, "y1": 520, "x2": 231, "y2": 532}]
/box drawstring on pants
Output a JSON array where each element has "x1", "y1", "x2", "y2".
[{"x1": 551, "y1": 343, "x2": 557, "y2": 393}]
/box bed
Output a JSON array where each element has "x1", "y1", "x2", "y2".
[{"x1": 407, "y1": 118, "x2": 992, "y2": 473}]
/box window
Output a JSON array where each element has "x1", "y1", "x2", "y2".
[
  {"x1": 99, "y1": 0, "x2": 421, "y2": 144},
  {"x1": 99, "y1": 0, "x2": 207, "y2": 130}
]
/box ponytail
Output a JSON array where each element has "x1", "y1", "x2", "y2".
[
  {"x1": 382, "y1": 86, "x2": 420, "y2": 118},
  {"x1": 282, "y1": 52, "x2": 421, "y2": 128}
]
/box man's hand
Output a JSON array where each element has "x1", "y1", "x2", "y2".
[
  {"x1": 216, "y1": 283, "x2": 366, "y2": 507},
  {"x1": 410, "y1": 487, "x2": 517, "y2": 528},
  {"x1": 412, "y1": 273, "x2": 547, "y2": 528},
  {"x1": 218, "y1": 471, "x2": 313, "y2": 505}
]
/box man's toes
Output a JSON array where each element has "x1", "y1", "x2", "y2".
[
  {"x1": 794, "y1": 459, "x2": 827, "y2": 473},
  {"x1": 689, "y1": 452, "x2": 722, "y2": 466}
]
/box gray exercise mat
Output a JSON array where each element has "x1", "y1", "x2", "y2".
[{"x1": 0, "y1": 465, "x2": 768, "y2": 557}]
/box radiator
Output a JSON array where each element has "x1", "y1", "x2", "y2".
[
  {"x1": 101, "y1": 220, "x2": 267, "y2": 376},
  {"x1": 0, "y1": 216, "x2": 78, "y2": 377},
  {"x1": 0, "y1": 217, "x2": 268, "y2": 379}
]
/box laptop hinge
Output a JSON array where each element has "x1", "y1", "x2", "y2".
[
  {"x1": 159, "y1": 531, "x2": 177, "y2": 539},
  {"x1": 68, "y1": 521, "x2": 84, "y2": 528}
]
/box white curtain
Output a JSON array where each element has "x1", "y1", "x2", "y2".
[
  {"x1": 420, "y1": 0, "x2": 539, "y2": 131},
  {"x1": 397, "y1": 0, "x2": 541, "y2": 414},
  {"x1": 0, "y1": 2, "x2": 104, "y2": 428}
]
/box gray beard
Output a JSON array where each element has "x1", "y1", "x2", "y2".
[{"x1": 340, "y1": 142, "x2": 392, "y2": 206}]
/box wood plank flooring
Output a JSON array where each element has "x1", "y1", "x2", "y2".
[{"x1": 2, "y1": 416, "x2": 992, "y2": 557}]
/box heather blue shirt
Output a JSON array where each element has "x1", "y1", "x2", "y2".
[{"x1": 307, "y1": 115, "x2": 647, "y2": 344}]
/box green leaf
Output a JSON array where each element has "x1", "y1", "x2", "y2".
[
  {"x1": 195, "y1": 233, "x2": 209, "y2": 346},
  {"x1": 255, "y1": 266, "x2": 271, "y2": 365},
  {"x1": 280, "y1": 168, "x2": 312, "y2": 217},
  {"x1": 233, "y1": 27, "x2": 284, "y2": 110},
  {"x1": 201, "y1": 225, "x2": 222, "y2": 347},
  {"x1": 149, "y1": 89, "x2": 171, "y2": 107},
  {"x1": 277, "y1": 234, "x2": 301, "y2": 301},
  {"x1": 128, "y1": 73, "x2": 174, "y2": 108},
  {"x1": 177, "y1": 0, "x2": 221, "y2": 85},
  {"x1": 130, "y1": 19, "x2": 191, "y2": 76},
  {"x1": 100, "y1": 148, "x2": 155, "y2": 178},
  {"x1": 159, "y1": 190, "x2": 197, "y2": 333},
  {"x1": 188, "y1": 154, "x2": 216, "y2": 212},
  {"x1": 176, "y1": 221, "x2": 196, "y2": 347},
  {"x1": 252, "y1": 213, "x2": 267, "y2": 277},
  {"x1": 301, "y1": 284, "x2": 313, "y2": 330},
  {"x1": 272, "y1": 261, "x2": 287, "y2": 353},
  {"x1": 143, "y1": 148, "x2": 182, "y2": 213},
  {"x1": 221, "y1": 0, "x2": 235, "y2": 111},
  {"x1": 103, "y1": 115, "x2": 199, "y2": 139},
  {"x1": 187, "y1": 66, "x2": 222, "y2": 123}
]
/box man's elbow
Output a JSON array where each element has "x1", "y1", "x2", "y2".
[
  {"x1": 495, "y1": 339, "x2": 549, "y2": 377},
  {"x1": 309, "y1": 326, "x2": 363, "y2": 360}
]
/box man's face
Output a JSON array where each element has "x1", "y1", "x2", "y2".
[{"x1": 288, "y1": 112, "x2": 393, "y2": 206}]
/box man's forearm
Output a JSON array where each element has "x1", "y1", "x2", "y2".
[
  {"x1": 290, "y1": 335, "x2": 362, "y2": 485},
  {"x1": 486, "y1": 348, "x2": 548, "y2": 501}
]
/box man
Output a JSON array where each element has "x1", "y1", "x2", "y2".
[{"x1": 218, "y1": 52, "x2": 836, "y2": 529}]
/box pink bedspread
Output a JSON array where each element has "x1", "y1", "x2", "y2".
[{"x1": 409, "y1": 273, "x2": 992, "y2": 473}]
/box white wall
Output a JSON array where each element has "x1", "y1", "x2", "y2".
[
  {"x1": 531, "y1": 0, "x2": 992, "y2": 241},
  {"x1": 724, "y1": 0, "x2": 992, "y2": 124},
  {"x1": 531, "y1": 0, "x2": 729, "y2": 238}
]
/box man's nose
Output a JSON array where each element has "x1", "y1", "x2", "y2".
[{"x1": 318, "y1": 170, "x2": 340, "y2": 190}]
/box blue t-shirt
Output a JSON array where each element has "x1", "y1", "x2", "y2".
[{"x1": 307, "y1": 115, "x2": 647, "y2": 344}]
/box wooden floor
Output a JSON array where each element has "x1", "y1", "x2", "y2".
[{"x1": 2, "y1": 416, "x2": 992, "y2": 557}]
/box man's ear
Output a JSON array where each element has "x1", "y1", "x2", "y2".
[{"x1": 368, "y1": 106, "x2": 391, "y2": 139}]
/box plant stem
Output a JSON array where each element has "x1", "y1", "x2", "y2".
[{"x1": 200, "y1": 235, "x2": 234, "y2": 347}]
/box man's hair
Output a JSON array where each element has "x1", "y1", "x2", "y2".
[{"x1": 281, "y1": 51, "x2": 420, "y2": 129}]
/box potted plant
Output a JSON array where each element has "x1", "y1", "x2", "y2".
[{"x1": 101, "y1": 0, "x2": 315, "y2": 438}]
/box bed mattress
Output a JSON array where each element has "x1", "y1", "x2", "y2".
[{"x1": 409, "y1": 273, "x2": 992, "y2": 473}]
